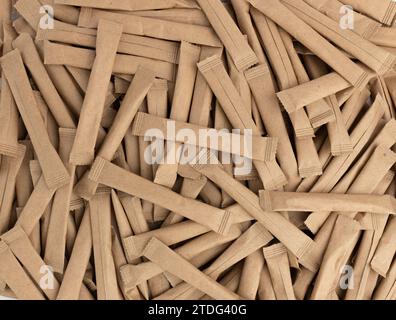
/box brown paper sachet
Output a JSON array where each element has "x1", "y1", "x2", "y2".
[
  {"x1": 89, "y1": 192, "x2": 122, "y2": 300},
  {"x1": 14, "y1": 0, "x2": 46, "y2": 31},
  {"x1": 197, "y1": 0, "x2": 258, "y2": 71},
  {"x1": 373, "y1": 259, "x2": 396, "y2": 300},
  {"x1": 37, "y1": 20, "x2": 180, "y2": 64},
  {"x1": 55, "y1": 0, "x2": 184, "y2": 11},
  {"x1": 13, "y1": 16, "x2": 36, "y2": 38},
  {"x1": 0, "y1": 240, "x2": 45, "y2": 300},
  {"x1": 237, "y1": 249, "x2": 264, "y2": 300},
  {"x1": 141, "y1": 237, "x2": 240, "y2": 300},
  {"x1": 198, "y1": 55, "x2": 287, "y2": 190},
  {"x1": 1, "y1": 49, "x2": 70, "y2": 189},
  {"x1": 43, "y1": 128, "x2": 76, "y2": 275},
  {"x1": 44, "y1": 41, "x2": 175, "y2": 81},
  {"x1": 260, "y1": 190, "x2": 396, "y2": 215},
  {"x1": 78, "y1": 8, "x2": 222, "y2": 47},
  {"x1": 88, "y1": 157, "x2": 234, "y2": 235},
  {"x1": 132, "y1": 112, "x2": 278, "y2": 162},
  {"x1": 15, "y1": 141, "x2": 34, "y2": 209},
  {"x1": 12, "y1": 33, "x2": 75, "y2": 129},
  {"x1": 0, "y1": 23, "x2": 20, "y2": 157},
  {"x1": 0, "y1": 145, "x2": 25, "y2": 234},
  {"x1": 257, "y1": 264, "x2": 276, "y2": 300},
  {"x1": 282, "y1": 0, "x2": 396, "y2": 75},
  {"x1": 247, "y1": 0, "x2": 370, "y2": 90},
  {"x1": 39, "y1": 0, "x2": 80, "y2": 25},
  {"x1": 1, "y1": 225, "x2": 61, "y2": 299},
  {"x1": 244, "y1": 64, "x2": 301, "y2": 191},
  {"x1": 262, "y1": 243, "x2": 296, "y2": 300},
  {"x1": 69, "y1": 19, "x2": 123, "y2": 166},
  {"x1": 295, "y1": 137, "x2": 323, "y2": 178},
  {"x1": 73, "y1": 67, "x2": 156, "y2": 200},
  {"x1": 190, "y1": 149, "x2": 320, "y2": 272},
  {"x1": 154, "y1": 41, "x2": 201, "y2": 189},
  {"x1": 309, "y1": 215, "x2": 361, "y2": 300},
  {"x1": 338, "y1": 0, "x2": 396, "y2": 26},
  {"x1": 199, "y1": 179, "x2": 223, "y2": 208}
]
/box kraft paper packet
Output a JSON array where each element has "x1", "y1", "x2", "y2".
[
  {"x1": 89, "y1": 192, "x2": 122, "y2": 300},
  {"x1": 38, "y1": 0, "x2": 80, "y2": 25},
  {"x1": 198, "y1": 56, "x2": 287, "y2": 190},
  {"x1": 338, "y1": 0, "x2": 396, "y2": 26},
  {"x1": 310, "y1": 215, "x2": 361, "y2": 300},
  {"x1": 263, "y1": 243, "x2": 295, "y2": 300},
  {"x1": 260, "y1": 190, "x2": 396, "y2": 215},
  {"x1": 154, "y1": 222, "x2": 273, "y2": 300},
  {"x1": 44, "y1": 41, "x2": 175, "y2": 82},
  {"x1": 13, "y1": 17, "x2": 36, "y2": 38},
  {"x1": 0, "y1": 23, "x2": 19, "y2": 157},
  {"x1": 1, "y1": 226, "x2": 61, "y2": 300},
  {"x1": 190, "y1": 150, "x2": 320, "y2": 272},
  {"x1": 293, "y1": 155, "x2": 395, "y2": 300},
  {"x1": 244, "y1": 64, "x2": 300, "y2": 191},
  {"x1": 371, "y1": 215, "x2": 396, "y2": 277},
  {"x1": 258, "y1": 264, "x2": 276, "y2": 300},
  {"x1": 37, "y1": 21, "x2": 179, "y2": 64},
  {"x1": 0, "y1": 49, "x2": 70, "y2": 190},
  {"x1": 282, "y1": 0, "x2": 396, "y2": 75},
  {"x1": 142, "y1": 237, "x2": 240, "y2": 300},
  {"x1": 12, "y1": 33, "x2": 75, "y2": 129},
  {"x1": 0, "y1": 146, "x2": 25, "y2": 234},
  {"x1": 296, "y1": 137, "x2": 323, "y2": 178},
  {"x1": 43, "y1": 128, "x2": 76, "y2": 274},
  {"x1": 0, "y1": 240, "x2": 45, "y2": 300},
  {"x1": 73, "y1": 67, "x2": 156, "y2": 200},
  {"x1": 69, "y1": 20, "x2": 123, "y2": 165},
  {"x1": 132, "y1": 112, "x2": 278, "y2": 162},
  {"x1": 197, "y1": 0, "x2": 258, "y2": 71},
  {"x1": 78, "y1": 8, "x2": 222, "y2": 47},
  {"x1": 247, "y1": 0, "x2": 370, "y2": 90},
  {"x1": 88, "y1": 157, "x2": 234, "y2": 236},
  {"x1": 15, "y1": 141, "x2": 34, "y2": 209},
  {"x1": 237, "y1": 249, "x2": 264, "y2": 300},
  {"x1": 249, "y1": 13, "x2": 314, "y2": 138},
  {"x1": 154, "y1": 41, "x2": 201, "y2": 189},
  {"x1": 373, "y1": 259, "x2": 396, "y2": 300}
]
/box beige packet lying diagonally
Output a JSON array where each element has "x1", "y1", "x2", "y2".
[
  {"x1": 0, "y1": 240, "x2": 45, "y2": 300},
  {"x1": 55, "y1": 0, "x2": 181, "y2": 11},
  {"x1": 373, "y1": 259, "x2": 396, "y2": 300},
  {"x1": 88, "y1": 157, "x2": 233, "y2": 236},
  {"x1": 190, "y1": 150, "x2": 320, "y2": 272},
  {"x1": 198, "y1": 56, "x2": 287, "y2": 190},
  {"x1": 282, "y1": 0, "x2": 396, "y2": 75},
  {"x1": 197, "y1": 0, "x2": 258, "y2": 71},
  {"x1": 263, "y1": 244, "x2": 295, "y2": 300},
  {"x1": 247, "y1": 0, "x2": 369, "y2": 90},
  {"x1": 132, "y1": 112, "x2": 278, "y2": 162},
  {"x1": 143, "y1": 237, "x2": 240, "y2": 300},
  {"x1": 260, "y1": 190, "x2": 396, "y2": 215},
  {"x1": 237, "y1": 249, "x2": 264, "y2": 300},
  {"x1": 0, "y1": 23, "x2": 19, "y2": 157},
  {"x1": 78, "y1": 8, "x2": 222, "y2": 47},
  {"x1": 1, "y1": 49, "x2": 70, "y2": 190},
  {"x1": 69, "y1": 19, "x2": 123, "y2": 165}
]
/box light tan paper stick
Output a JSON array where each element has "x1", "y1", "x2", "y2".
[
  {"x1": 39, "y1": 0, "x2": 80, "y2": 25},
  {"x1": 89, "y1": 192, "x2": 122, "y2": 300},
  {"x1": 237, "y1": 249, "x2": 264, "y2": 300},
  {"x1": 69, "y1": 20, "x2": 123, "y2": 165},
  {"x1": 13, "y1": 17, "x2": 36, "y2": 38},
  {"x1": 190, "y1": 150, "x2": 320, "y2": 272},
  {"x1": 129, "y1": 8, "x2": 209, "y2": 26},
  {"x1": 12, "y1": 33, "x2": 75, "y2": 128},
  {"x1": 1, "y1": 226, "x2": 61, "y2": 300},
  {"x1": 14, "y1": 0, "x2": 42, "y2": 31},
  {"x1": 142, "y1": 237, "x2": 240, "y2": 300},
  {"x1": 0, "y1": 23, "x2": 19, "y2": 157},
  {"x1": 15, "y1": 141, "x2": 34, "y2": 208},
  {"x1": 88, "y1": 157, "x2": 233, "y2": 236},
  {"x1": 1, "y1": 49, "x2": 70, "y2": 189},
  {"x1": 78, "y1": 8, "x2": 222, "y2": 47},
  {"x1": 373, "y1": 259, "x2": 396, "y2": 300},
  {"x1": 338, "y1": 0, "x2": 396, "y2": 26},
  {"x1": 0, "y1": 240, "x2": 45, "y2": 300},
  {"x1": 263, "y1": 243, "x2": 295, "y2": 300},
  {"x1": 197, "y1": 0, "x2": 258, "y2": 70},
  {"x1": 257, "y1": 264, "x2": 276, "y2": 300},
  {"x1": 260, "y1": 190, "x2": 396, "y2": 215},
  {"x1": 55, "y1": 0, "x2": 182, "y2": 11},
  {"x1": 296, "y1": 137, "x2": 323, "y2": 178},
  {"x1": 247, "y1": 0, "x2": 369, "y2": 90}
]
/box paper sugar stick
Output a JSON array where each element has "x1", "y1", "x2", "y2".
[
  {"x1": 263, "y1": 244, "x2": 295, "y2": 300},
  {"x1": 373, "y1": 259, "x2": 396, "y2": 300},
  {"x1": 78, "y1": 8, "x2": 222, "y2": 47},
  {"x1": 237, "y1": 250, "x2": 264, "y2": 300},
  {"x1": 39, "y1": 0, "x2": 80, "y2": 25},
  {"x1": 13, "y1": 17, "x2": 36, "y2": 38},
  {"x1": 88, "y1": 157, "x2": 233, "y2": 236},
  {"x1": 129, "y1": 8, "x2": 209, "y2": 26},
  {"x1": 69, "y1": 20, "x2": 123, "y2": 165},
  {"x1": 296, "y1": 137, "x2": 323, "y2": 178},
  {"x1": 55, "y1": 0, "x2": 182, "y2": 11},
  {"x1": 0, "y1": 240, "x2": 45, "y2": 300},
  {"x1": 257, "y1": 264, "x2": 276, "y2": 300},
  {"x1": 1, "y1": 49, "x2": 70, "y2": 189},
  {"x1": 15, "y1": 141, "x2": 34, "y2": 208},
  {"x1": 197, "y1": 0, "x2": 258, "y2": 71},
  {"x1": 247, "y1": 0, "x2": 370, "y2": 90}
]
